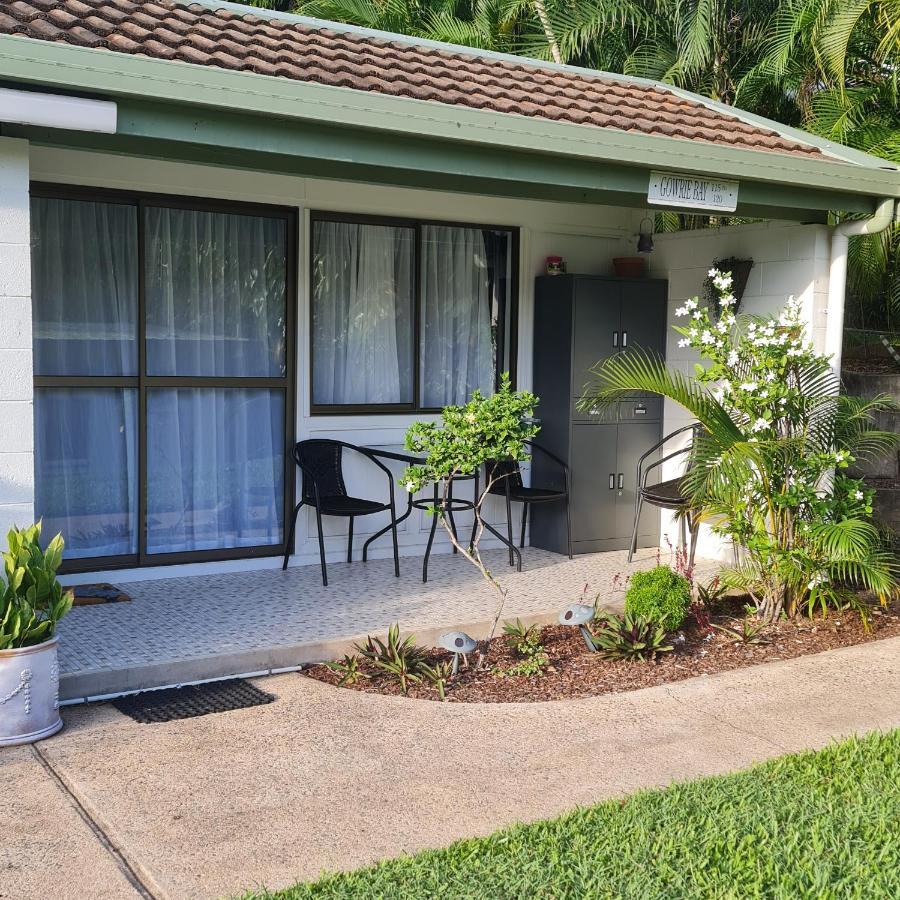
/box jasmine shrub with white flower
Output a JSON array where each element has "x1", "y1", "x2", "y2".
[
  {"x1": 404, "y1": 374, "x2": 539, "y2": 664},
  {"x1": 581, "y1": 268, "x2": 899, "y2": 624}
]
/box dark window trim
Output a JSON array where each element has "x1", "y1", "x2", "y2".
[
  {"x1": 309, "y1": 209, "x2": 520, "y2": 416},
  {"x1": 30, "y1": 182, "x2": 298, "y2": 574}
]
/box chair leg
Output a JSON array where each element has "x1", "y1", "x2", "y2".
[
  {"x1": 282, "y1": 500, "x2": 303, "y2": 571},
  {"x1": 314, "y1": 505, "x2": 328, "y2": 587},
  {"x1": 688, "y1": 510, "x2": 701, "y2": 569},
  {"x1": 505, "y1": 492, "x2": 515, "y2": 567},
  {"x1": 565, "y1": 494, "x2": 573, "y2": 560},
  {"x1": 520, "y1": 503, "x2": 528, "y2": 548},
  {"x1": 347, "y1": 516, "x2": 353, "y2": 564},
  {"x1": 446, "y1": 478, "x2": 459, "y2": 554},
  {"x1": 423, "y1": 482, "x2": 440, "y2": 583},
  {"x1": 390, "y1": 508, "x2": 400, "y2": 579},
  {"x1": 628, "y1": 493, "x2": 644, "y2": 564}
]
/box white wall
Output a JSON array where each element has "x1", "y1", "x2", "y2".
[
  {"x1": 0, "y1": 138, "x2": 33, "y2": 538},
  {"x1": 648, "y1": 220, "x2": 832, "y2": 560},
  {"x1": 26, "y1": 146, "x2": 642, "y2": 580}
]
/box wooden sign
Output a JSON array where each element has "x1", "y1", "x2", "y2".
[{"x1": 647, "y1": 171, "x2": 739, "y2": 212}]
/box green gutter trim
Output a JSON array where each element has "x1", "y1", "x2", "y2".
[
  {"x1": 1, "y1": 35, "x2": 898, "y2": 201},
  {"x1": 195, "y1": 0, "x2": 896, "y2": 173}
]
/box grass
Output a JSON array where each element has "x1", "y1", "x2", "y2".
[{"x1": 245, "y1": 728, "x2": 900, "y2": 900}]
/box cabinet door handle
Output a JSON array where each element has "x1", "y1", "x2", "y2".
[
  {"x1": 612, "y1": 330, "x2": 618, "y2": 348},
  {"x1": 608, "y1": 474, "x2": 615, "y2": 490},
  {"x1": 617, "y1": 473, "x2": 624, "y2": 489},
  {"x1": 622, "y1": 330, "x2": 628, "y2": 348}
]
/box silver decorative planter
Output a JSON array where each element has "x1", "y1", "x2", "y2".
[{"x1": 0, "y1": 636, "x2": 62, "y2": 746}]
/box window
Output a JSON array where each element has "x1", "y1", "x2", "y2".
[
  {"x1": 310, "y1": 213, "x2": 517, "y2": 412},
  {"x1": 31, "y1": 187, "x2": 295, "y2": 571}
]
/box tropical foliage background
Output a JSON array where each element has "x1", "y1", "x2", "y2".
[{"x1": 248, "y1": 0, "x2": 899, "y2": 334}]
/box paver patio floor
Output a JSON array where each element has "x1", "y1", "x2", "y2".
[
  {"x1": 4, "y1": 637, "x2": 899, "y2": 900},
  {"x1": 59, "y1": 547, "x2": 712, "y2": 700}
]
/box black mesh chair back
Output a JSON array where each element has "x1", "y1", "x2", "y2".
[
  {"x1": 485, "y1": 458, "x2": 524, "y2": 493},
  {"x1": 294, "y1": 440, "x2": 347, "y2": 503}
]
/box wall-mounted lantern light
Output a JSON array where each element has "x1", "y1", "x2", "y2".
[{"x1": 637, "y1": 216, "x2": 655, "y2": 253}]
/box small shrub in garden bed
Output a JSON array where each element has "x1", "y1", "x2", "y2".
[{"x1": 624, "y1": 565, "x2": 691, "y2": 631}]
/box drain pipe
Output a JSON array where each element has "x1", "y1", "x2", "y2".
[{"x1": 825, "y1": 197, "x2": 897, "y2": 377}]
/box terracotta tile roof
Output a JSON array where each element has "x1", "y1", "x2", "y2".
[{"x1": 0, "y1": 0, "x2": 825, "y2": 159}]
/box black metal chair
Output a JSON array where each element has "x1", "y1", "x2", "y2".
[
  {"x1": 282, "y1": 439, "x2": 400, "y2": 586},
  {"x1": 629, "y1": 423, "x2": 703, "y2": 565},
  {"x1": 481, "y1": 442, "x2": 572, "y2": 567}
]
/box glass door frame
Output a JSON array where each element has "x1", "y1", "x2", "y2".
[{"x1": 31, "y1": 183, "x2": 298, "y2": 574}]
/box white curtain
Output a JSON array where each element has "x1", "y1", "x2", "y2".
[
  {"x1": 146, "y1": 389, "x2": 284, "y2": 553},
  {"x1": 34, "y1": 388, "x2": 138, "y2": 558},
  {"x1": 420, "y1": 225, "x2": 495, "y2": 407},
  {"x1": 145, "y1": 207, "x2": 287, "y2": 376},
  {"x1": 31, "y1": 198, "x2": 137, "y2": 376},
  {"x1": 312, "y1": 220, "x2": 414, "y2": 405}
]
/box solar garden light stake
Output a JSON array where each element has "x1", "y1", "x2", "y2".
[
  {"x1": 559, "y1": 603, "x2": 597, "y2": 651},
  {"x1": 438, "y1": 631, "x2": 477, "y2": 675}
]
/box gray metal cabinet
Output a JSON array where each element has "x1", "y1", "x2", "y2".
[{"x1": 530, "y1": 274, "x2": 667, "y2": 555}]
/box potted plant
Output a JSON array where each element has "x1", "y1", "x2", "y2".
[{"x1": 0, "y1": 522, "x2": 73, "y2": 746}]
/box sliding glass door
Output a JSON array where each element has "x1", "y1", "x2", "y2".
[{"x1": 31, "y1": 187, "x2": 295, "y2": 571}]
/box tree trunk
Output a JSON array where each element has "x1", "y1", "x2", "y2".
[{"x1": 533, "y1": 0, "x2": 563, "y2": 65}]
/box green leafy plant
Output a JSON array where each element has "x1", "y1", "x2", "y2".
[
  {"x1": 355, "y1": 623, "x2": 428, "y2": 695},
  {"x1": 696, "y1": 577, "x2": 728, "y2": 612},
  {"x1": 419, "y1": 660, "x2": 454, "y2": 701},
  {"x1": 494, "y1": 652, "x2": 550, "y2": 678},
  {"x1": 503, "y1": 618, "x2": 541, "y2": 653},
  {"x1": 624, "y1": 565, "x2": 691, "y2": 632},
  {"x1": 591, "y1": 612, "x2": 674, "y2": 661},
  {"x1": 1, "y1": 522, "x2": 73, "y2": 651},
  {"x1": 712, "y1": 619, "x2": 769, "y2": 645},
  {"x1": 582, "y1": 270, "x2": 900, "y2": 622},
  {"x1": 324, "y1": 654, "x2": 367, "y2": 687},
  {"x1": 404, "y1": 374, "x2": 539, "y2": 666}
]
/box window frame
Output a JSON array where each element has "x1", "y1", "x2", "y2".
[
  {"x1": 31, "y1": 183, "x2": 298, "y2": 574},
  {"x1": 309, "y1": 210, "x2": 519, "y2": 415}
]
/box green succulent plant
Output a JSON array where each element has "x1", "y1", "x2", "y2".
[
  {"x1": 1, "y1": 522, "x2": 73, "y2": 651},
  {"x1": 591, "y1": 612, "x2": 674, "y2": 662},
  {"x1": 324, "y1": 653, "x2": 367, "y2": 686},
  {"x1": 355, "y1": 623, "x2": 429, "y2": 695}
]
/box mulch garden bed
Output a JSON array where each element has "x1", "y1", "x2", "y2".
[{"x1": 304, "y1": 597, "x2": 900, "y2": 703}]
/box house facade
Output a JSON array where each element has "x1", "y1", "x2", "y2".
[{"x1": 0, "y1": 0, "x2": 897, "y2": 583}]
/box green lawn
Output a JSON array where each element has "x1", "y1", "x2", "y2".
[{"x1": 249, "y1": 729, "x2": 900, "y2": 899}]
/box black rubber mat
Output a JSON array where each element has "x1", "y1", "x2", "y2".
[{"x1": 113, "y1": 678, "x2": 275, "y2": 724}]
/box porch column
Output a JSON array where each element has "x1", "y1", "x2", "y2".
[{"x1": 0, "y1": 137, "x2": 33, "y2": 535}]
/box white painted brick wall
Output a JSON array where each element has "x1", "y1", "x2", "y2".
[
  {"x1": 0, "y1": 138, "x2": 33, "y2": 536},
  {"x1": 648, "y1": 221, "x2": 832, "y2": 560}
]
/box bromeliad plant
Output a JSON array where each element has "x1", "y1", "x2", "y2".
[
  {"x1": 581, "y1": 268, "x2": 899, "y2": 624},
  {"x1": 404, "y1": 374, "x2": 539, "y2": 665},
  {"x1": 1, "y1": 522, "x2": 73, "y2": 650}
]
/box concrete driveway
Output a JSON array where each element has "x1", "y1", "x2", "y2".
[{"x1": 3, "y1": 637, "x2": 899, "y2": 900}]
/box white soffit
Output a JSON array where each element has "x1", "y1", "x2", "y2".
[{"x1": 0, "y1": 86, "x2": 117, "y2": 133}]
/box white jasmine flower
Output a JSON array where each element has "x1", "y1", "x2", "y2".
[
  {"x1": 751, "y1": 417, "x2": 768, "y2": 432},
  {"x1": 727, "y1": 350, "x2": 739, "y2": 366},
  {"x1": 700, "y1": 330, "x2": 714, "y2": 344},
  {"x1": 692, "y1": 310, "x2": 703, "y2": 320},
  {"x1": 708, "y1": 268, "x2": 718, "y2": 277},
  {"x1": 686, "y1": 298, "x2": 698, "y2": 311},
  {"x1": 405, "y1": 481, "x2": 416, "y2": 493},
  {"x1": 854, "y1": 490, "x2": 864, "y2": 500},
  {"x1": 675, "y1": 305, "x2": 688, "y2": 317},
  {"x1": 740, "y1": 382, "x2": 757, "y2": 392},
  {"x1": 689, "y1": 328, "x2": 699, "y2": 338},
  {"x1": 677, "y1": 338, "x2": 690, "y2": 348}
]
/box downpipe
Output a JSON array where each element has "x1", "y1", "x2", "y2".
[{"x1": 825, "y1": 197, "x2": 897, "y2": 377}]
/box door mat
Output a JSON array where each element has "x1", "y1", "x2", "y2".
[
  {"x1": 113, "y1": 679, "x2": 275, "y2": 724},
  {"x1": 72, "y1": 583, "x2": 131, "y2": 606}
]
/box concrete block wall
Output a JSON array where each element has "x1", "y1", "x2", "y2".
[
  {"x1": 648, "y1": 220, "x2": 832, "y2": 560},
  {"x1": 0, "y1": 138, "x2": 33, "y2": 537}
]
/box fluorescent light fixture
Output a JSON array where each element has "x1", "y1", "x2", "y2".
[{"x1": 0, "y1": 87, "x2": 116, "y2": 133}]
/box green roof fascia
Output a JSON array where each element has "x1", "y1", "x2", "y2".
[
  {"x1": 191, "y1": 0, "x2": 899, "y2": 175},
  {"x1": 10, "y1": 96, "x2": 875, "y2": 219}
]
